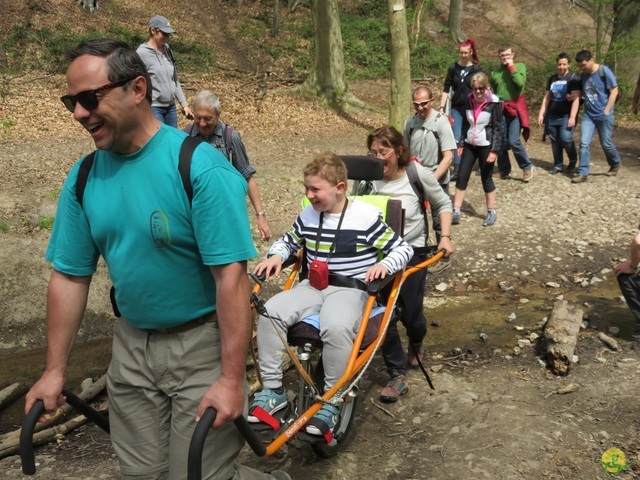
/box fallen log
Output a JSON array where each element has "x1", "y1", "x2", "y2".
[
  {"x1": 543, "y1": 300, "x2": 584, "y2": 375},
  {"x1": 0, "y1": 374, "x2": 108, "y2": 461},
  {"x1": 0, "y1": 382, "x2": 29, "y2": 412}
]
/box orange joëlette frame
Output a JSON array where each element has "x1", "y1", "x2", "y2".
[{"x1": 253, "y1": 249, "x2": 445, "y2": 456}]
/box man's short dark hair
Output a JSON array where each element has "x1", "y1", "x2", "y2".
[
  {"x1": 67, "y1": 39, "x2": 152, "y2": 104},
  {"x1": 575, "y1": 49, "x2": 593, "y2": 63},
  {"x1": 556, "y1": 52, "x2": 571, "y2": 63}
]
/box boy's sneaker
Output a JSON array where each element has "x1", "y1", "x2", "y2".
[
  {"x1": 452, "y1": 212, "x2": 461, "y2": 224},
  {"x1": 306, "y1": 403, "x2": 340, "y2": 437},
  {"x1": 379, "y1": 370, "x2": 409, "y2": 403},
  {"x1": 522, "y1": 167, "x2": 533, "y2": 182},
  {"x1": 482, "y1": 211, "x2": 497, "y2": 227},
  {"x1": 248, "y1": 388, "x2": 287, "y2": 424}
]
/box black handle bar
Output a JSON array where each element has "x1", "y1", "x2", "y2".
[
  {"x1": 20, "y1": 389, "x2": 109, "y2": 475},
  {"x1": 188, "y1": 407, "x2": 265, "y2": 480}
]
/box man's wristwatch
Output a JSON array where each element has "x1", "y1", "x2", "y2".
[{"x1": 256, "y1": 211, "x2": 266, "y2": 217}]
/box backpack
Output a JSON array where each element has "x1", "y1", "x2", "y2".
[
  {"x1": 76, "y1": 135, "x2": 202, "y2": 208},
  {"x1": 407, "y1": 112, "x2": 446, "y2": 163},
  {"x1": 405, "y1": 160, "x2": 431, "y2": 244},
  {"x1": 187, "y1": 122, "x2": 235, "y2": 164},
  {"x1": 580, "y1": 64, "x2": 621, "y2": 106},
  {"x1": 74, "y1": 136, "x2": 203, "y2": 317}
]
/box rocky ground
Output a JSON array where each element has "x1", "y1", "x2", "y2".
[{"x1": 1, "y1": 72, "x2": 640, "y2": 479}]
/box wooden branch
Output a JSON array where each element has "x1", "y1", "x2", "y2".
[{"x1": 0, "y1": 383, "x2": 28, "y2": 412}]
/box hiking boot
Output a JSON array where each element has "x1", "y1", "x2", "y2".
[
  {"x1": 607, "y1": 163, "x2": 621, "y2": 176},
  {"x1": 482, "y1": 210, "x2": 497, "y2": 227},
  {"x1": 306, "y1": 403, "x2": 339, "y2": 436},
  {"x1": 427, "y1": 257, "x2": 450, "y2": 274},
  {"x1": 452, "y1": 211, "x2": 461, "y2": 224},
  {"x1": 379, "y1": 371, "x2": 409, "y2": 403},
  {"x1": 492, "y1": 172, "x2": 509, "y2": 180},
  {"x1": 571, "y1": 175, "x2": 588, "y2": 184},
  {"x1": 566, "y1": 161, "x2": 577, "y2": 173},
  {"x1": 248, "y1": 388, "x2": 287, "y2": 423},
  {"x1": 522, "y1": 168, "x2": 533, "y2": 182}
]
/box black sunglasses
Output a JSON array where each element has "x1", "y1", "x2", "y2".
[
  {"x1": 412, "y1": 99, "x2": 433, "y2": 108},
  {"x1": 60, "y1": 77, "x2": 136, "y2": 113}
]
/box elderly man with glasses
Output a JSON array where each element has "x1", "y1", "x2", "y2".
[{"x1": 402, "y1": 86, "x2": 456, "y2": 274}]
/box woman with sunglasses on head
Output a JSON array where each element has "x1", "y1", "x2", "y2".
[
  {"x1": 453, "y1": 72, "x2": 502, "y2": 227},
  {"x1": 356, "y1": 126, "x2": 454, "y2": 403},
  {"x1": 137, "y1": 15, "x2": 193, "y2": 127},
  {"x1": 439, "y1": 39, "x2": 483, "y2": 180}
]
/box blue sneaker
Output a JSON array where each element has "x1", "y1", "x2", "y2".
[
  {"x1": 248, "y1": 388, "x2": 287, "y2": 424},
  {"x1": 483, "y1": 210, "x2": 497, "y2": 227},
  {"x1": 306, "y1": 403, "x2": 339, "y2": 437},
  {"x1": 452, "y1": 211, "x2": 461, "y2": 225}
]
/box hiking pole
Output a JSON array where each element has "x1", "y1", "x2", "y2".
[{"x1": 409, "y1": 342, "x2": 435, "y2": 390}]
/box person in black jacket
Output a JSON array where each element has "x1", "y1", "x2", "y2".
[
  {"x1": 439, "y1": 38, "x2": 483, "y2": 180},
  {"x1": 452, "y1": 72, "x2": 502, "y2": 227}
]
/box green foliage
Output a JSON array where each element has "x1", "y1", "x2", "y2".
[
  {"x1": 341, "y1": 14, "x2": 391, "y2": 79},
  {"x1": 4, "y1": 21, "x2": 212, "y2": 74},
  {"x1": 410, "y1": 37, "x2": 457, "y2": 79},
  {"x1": 0, "y1": 220, "x2": 9, "y2": 233},
  {"x1": 37, "y1": 216, "x2": 55, "y2": 230}
]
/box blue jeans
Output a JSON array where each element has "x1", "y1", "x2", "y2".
[
  {"x1": 577, "y1": 113, "x2": 621, "y2": 176},
  {"x1": 497, "y1": 113, "x2": 532, "y2": 175},
  {"x1": 152, "y1": 104, "x2": 178, "y2": 128},
  {"x1": 546, "y1": 115, "x2": 577, "y2": 170},
  {"x1": 450, "y1": 106, "x2": 465, "y2": 166}
]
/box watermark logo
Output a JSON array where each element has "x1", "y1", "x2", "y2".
[{"x1": 595, "y1": 448, "x2": 637, "y2": 477}]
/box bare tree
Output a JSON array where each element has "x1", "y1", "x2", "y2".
[
  {"x1": 448, "y1": 0, "x2": 465, "y2": 43},
  {"x1": 387, "y1": 0, "x2": 412, "y2": 130},
  {"x1": 272, "y1": 0, "x2": 281, "y2": 37}
]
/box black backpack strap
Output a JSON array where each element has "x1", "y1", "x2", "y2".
[
  {"x1": 178, "y1": 136, "x2": 203, "y2": 206},
  {"x1": 76, "y1": 151, "x2": 96, "y2": 208},
  {"x1": 405, "y1": 161, "x2": 430, "y2": 240},
  {"x1": 223, "y1": 123, "x2": 234, "y2": 163}
]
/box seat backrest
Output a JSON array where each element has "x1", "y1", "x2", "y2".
[{"x1": 340, "y1": 155, "x2": 384, "y2": 181}]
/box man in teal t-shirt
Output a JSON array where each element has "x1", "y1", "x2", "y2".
[{"x1": 25, "y1": 39, "x2": 289, "y2": 480}]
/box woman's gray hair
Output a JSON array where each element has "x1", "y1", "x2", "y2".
[{"x1": 193, "y1": 90, "x2": 222, "y2": 115}]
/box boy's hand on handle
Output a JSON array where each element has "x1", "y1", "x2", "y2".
[
  {"x1": 365, "y1": 264, "x2": 389, "y2": 284},
  {"x1": 253, "y1": 255, "x2": 283, "y2": 279},
  {"x1": 25, "y1": 371, "x2": 66, "y2": 422}
]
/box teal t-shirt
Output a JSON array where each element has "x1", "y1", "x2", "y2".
[{"x1": 46, "y1": 125, "x2": 257, "y2": 328}]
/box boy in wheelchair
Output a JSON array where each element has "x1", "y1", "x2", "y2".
[{"x1": 249, "y1": 152, "x2": 413, "y2": 438}]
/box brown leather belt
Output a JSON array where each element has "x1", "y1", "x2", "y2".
[{"x1": 148, "y1": 311, "x2": 217, "y2": 334}]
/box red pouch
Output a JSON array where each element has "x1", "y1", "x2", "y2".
[{"x1": 309, "y1": 259, "x2": 329, "y2": 290}]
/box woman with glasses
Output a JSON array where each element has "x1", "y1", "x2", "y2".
[
  {"x1": 439, "y1": 39, "x2": 483, "y2": 180},
  {"x1": 137, "y1": 16, "x2": 193, "y2": 127},
  {"x1": 453, "y1": 72, "x2": 502, "y2": 227},
  {"x1": 357, "y1": 126, "x2": 453, "y2": 403}
]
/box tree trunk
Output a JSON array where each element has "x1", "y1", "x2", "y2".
[
  {"x1": 448, "y1": 0, "x2": 465, "y2": 43},
  {"x1": 387, "y1": 0, "x2": 412, "y2": 131},
  {"x1": 543, "y1": 300, "x2": 584, "y2": 375},
  {"x1": 272, "y1": 0, "x2": 280, "y2": 37},
  {"x1": 300, "y1": 0, "x2": 356, "y2": 107}
]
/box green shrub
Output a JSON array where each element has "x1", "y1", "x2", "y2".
[
  {"x1": 0, "y1": 221, "x2": 9, "y2": 233},
  {"x1": 37, "y1": 217, "x2": 55, "y2": 230}
]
